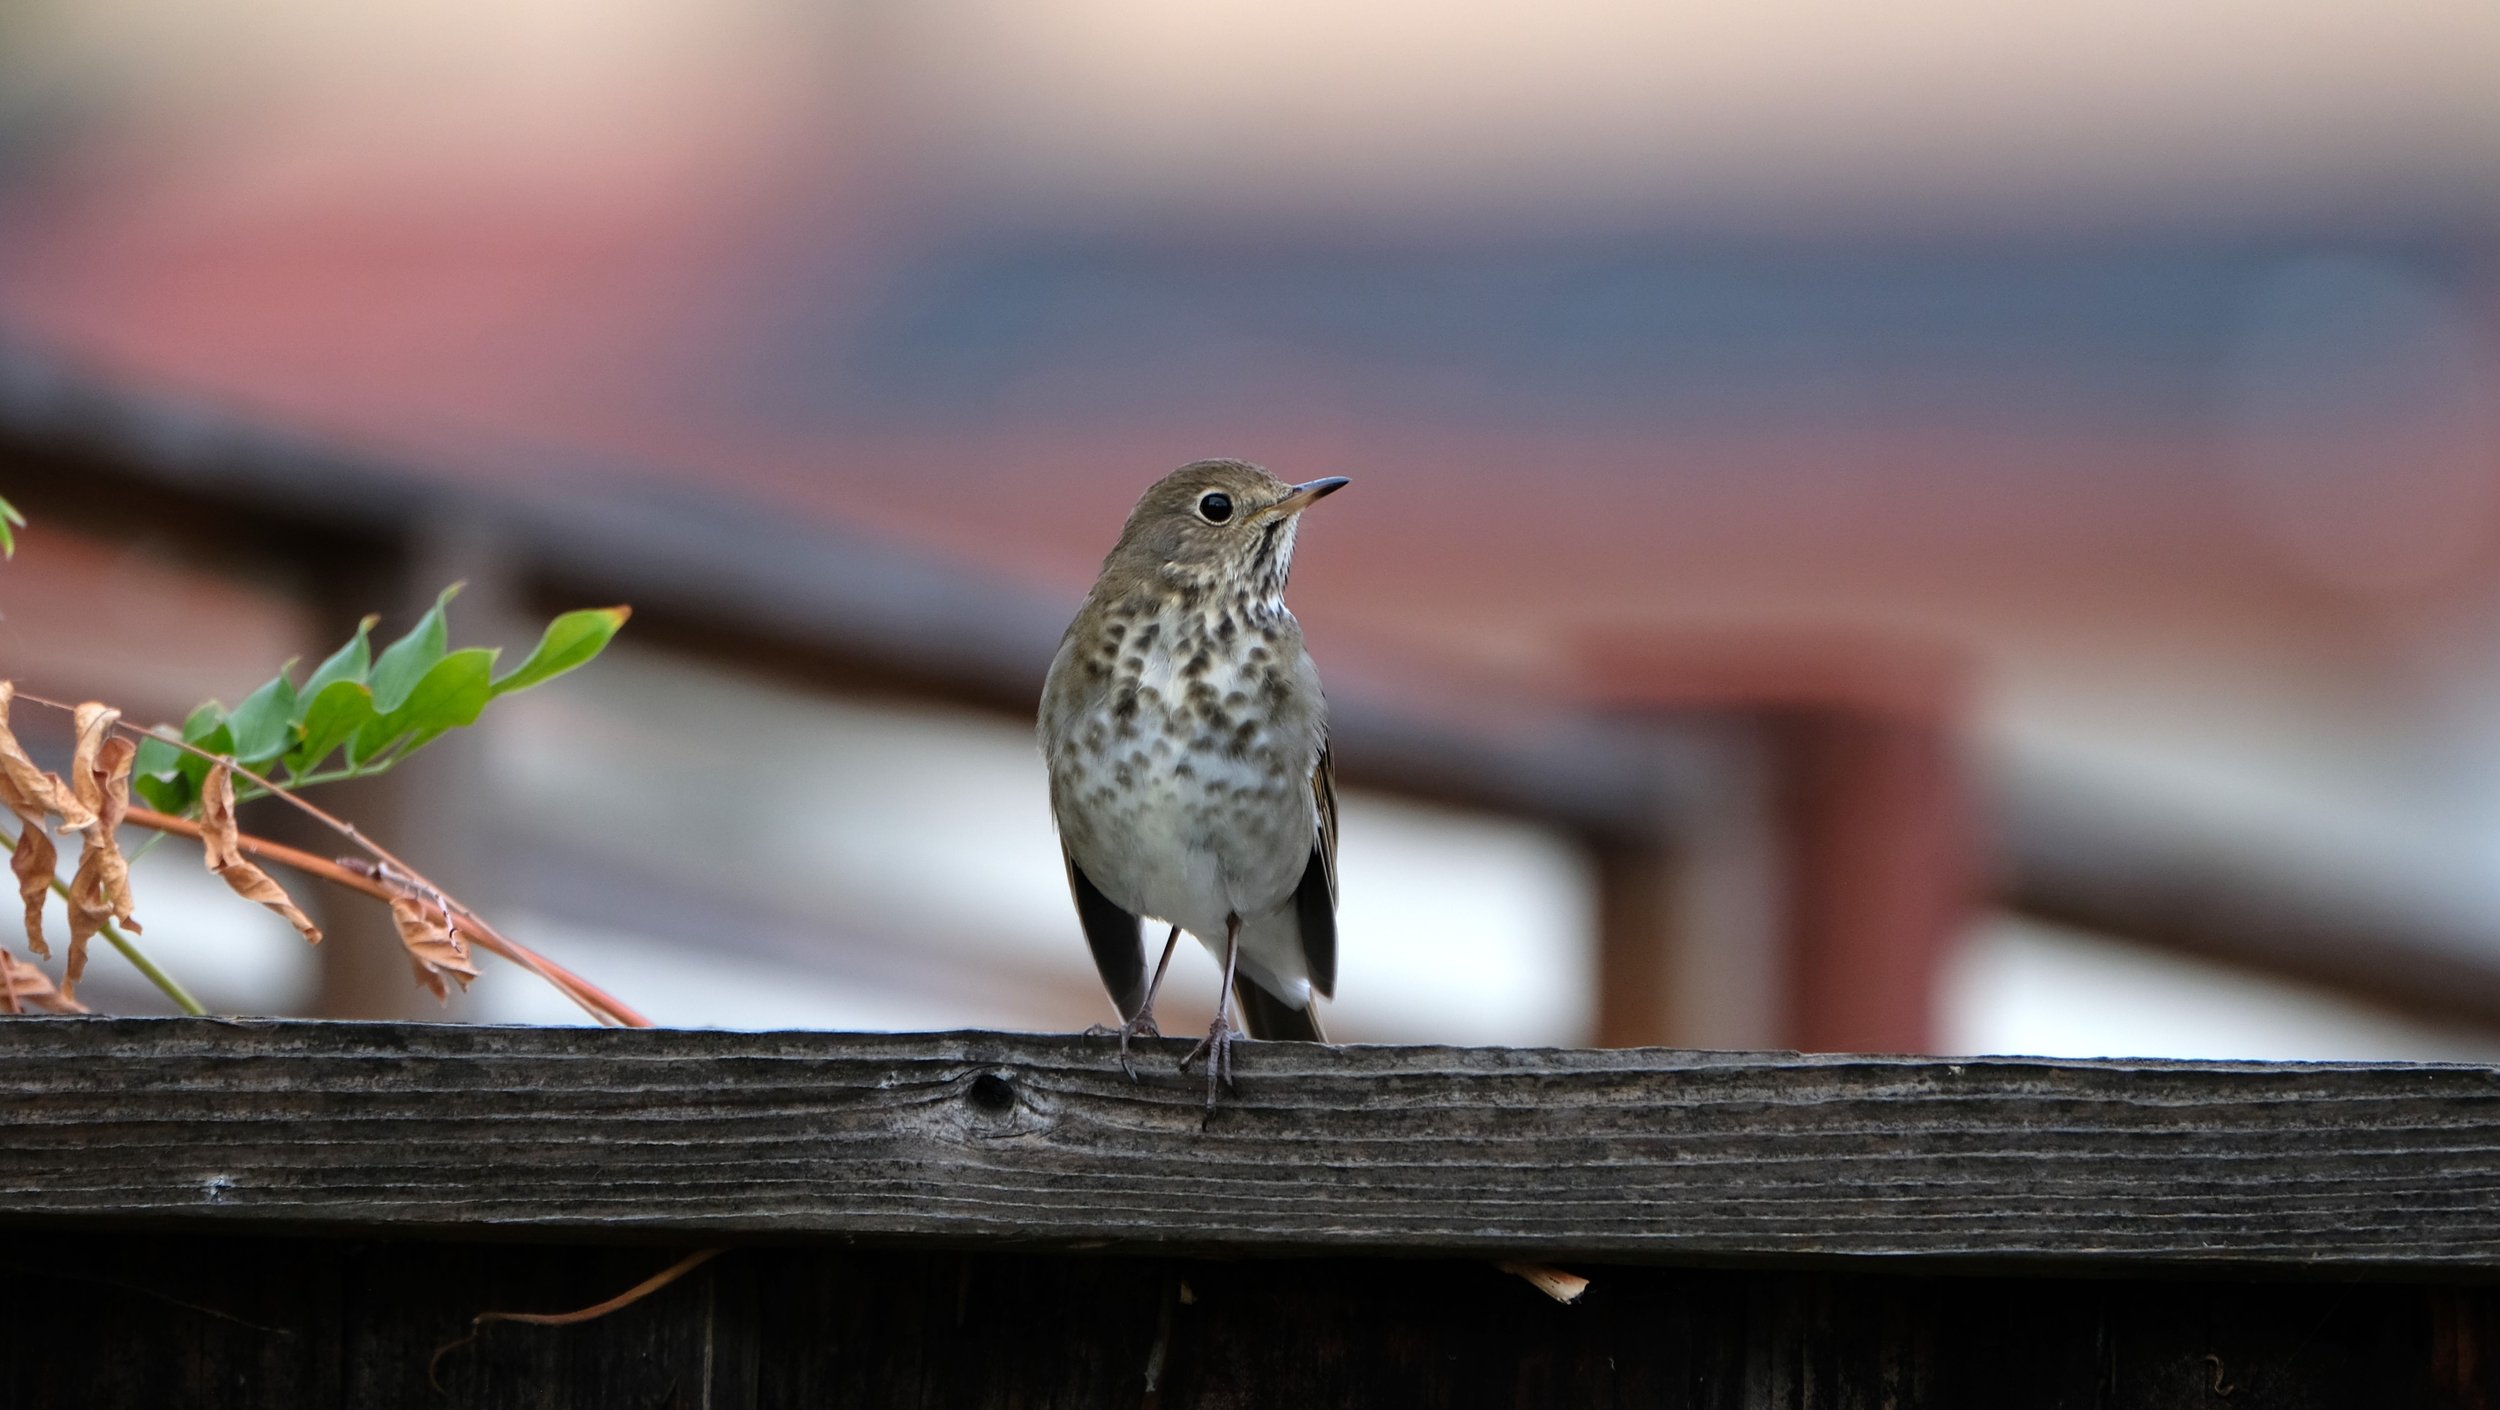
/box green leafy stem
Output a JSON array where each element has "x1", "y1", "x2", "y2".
[
  {"x1": 57, "y1": 585, "x2": 628, "y2": 1013},
  {"x1": 133, "y1": 585, "x2": 630, "y2": 816}
]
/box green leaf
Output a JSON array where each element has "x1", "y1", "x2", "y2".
[
  {"x1": 0, "y1": 494, "x2": 21, "y2": 559},
  {"x1": 171, "y1": 702, "x2": 232, "y2": 794},
  {"x1": 286, "y1": 679, "x2": 378, "y2": 776},
  {"x1": 225, "y1": 666, "x2": 300, "y2": 766},
  {"x1": 175, "y1": 720, "x2": 234, "y2": 793},
  {"x1": 133, "y1": 733, "x2": 181, "y2": 779},
  {"x1": 352, "y1": 648, "x2": 494, "y2": 764},
  {"x1": 300, "y1": 616, "x2": 378, "y2": 701},
  {"x1": 180, "y1": 700, "x2": 227, "y2": 744},
  {"x1": 134, "y1": 772, "x2": 193, "y2": 815},
  {"x1": 491, "y1": 606, "x2": 630, "y2": 698},
  {"x1": 134, "y1": 719, "x2": 199, "y2": 815},
  {"x1": 368, "y1": 584, "x2": 460, "y2": 714}
]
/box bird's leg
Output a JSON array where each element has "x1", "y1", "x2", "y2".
[
  {"x1": 1103, "y1": 926, "x2": 1183, "y2": 1081},
  {"x1": 1180, "y1": 913, "x2": 1243, "y2": 1112}
]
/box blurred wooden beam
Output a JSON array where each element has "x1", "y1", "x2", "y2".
[
  {"x1": 0, "y1": 341, "x2": 1672, "y2": 839},
  {"x1": 1999, "y1": 759, "x2": 2500, "y2": 1037}
]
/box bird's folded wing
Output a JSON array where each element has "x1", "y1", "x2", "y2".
[
  {"x1": 1064, "y1": 850, "x2": 1145, "y2": 1019},
  {"x1": 1297, "y1": 742, "x2": 1339, "y2": 999}
]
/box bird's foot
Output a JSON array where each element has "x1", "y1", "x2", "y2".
[
  {"x1": 1083, "y1": 1011, "x2": 1163, "y2": 1081},
  {"x1": 1117, "y1": 1011, "x2": 1165, "y2": 1081},
  {"x1": 1178, "y1": 1014, "x2": 1237, "y2": 1115}
]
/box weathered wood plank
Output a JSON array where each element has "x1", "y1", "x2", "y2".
[{"x1": 9, "y1": 1018, "x2": 2500, "y2": 1270}]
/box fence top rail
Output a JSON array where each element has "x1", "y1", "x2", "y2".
[{"x1": 6, "y1": 1018, "x2": 2497, "y2": 1274}]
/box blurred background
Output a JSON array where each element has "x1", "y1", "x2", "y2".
[{"x1": 5, "y1": 0, "x2": 2500, "y2": 1058}]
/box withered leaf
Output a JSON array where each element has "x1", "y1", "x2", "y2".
[
  {"x1": 62, "y1": 733, "x2": 140, "y2": 1000},
  {"x1": 0, "y1": 682, "x2": 97, "y2": 832},
  {"x1": 0, "y1": 949, "x2": 84, "y2": 1016},
  {"x1": 1497, "y1": 1262, "x2": 1592, "y2": 1305},
  {"x1": 68, "y1": 702, "x2": 121, "y2": 815},
  {"x1": 60, "y1": 869, "x2": 100, "y2": 997},
  {"x1": 71, "y1": 735, "x2": 137, "y2": 917},
  {"x1": 9, "y1": 819, "x2": 54, "y2": 958},
  {"x1": 391, "y1": 896, "x2": 477, "y2": 1003},
  {"x1": 200, "y1": 764, "x2": 323, "y2": 946},
  {"x1": 200, "y1": 762, "x2": 244, "y2": 870}
]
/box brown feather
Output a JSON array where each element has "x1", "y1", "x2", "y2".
[{"x1": 1299, "y1": 743, "x2": 1339, "y2": 999}]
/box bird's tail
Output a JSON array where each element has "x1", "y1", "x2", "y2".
[{"x1": 1233, "y1": 978, "x2": 1326, "y2": 1042}]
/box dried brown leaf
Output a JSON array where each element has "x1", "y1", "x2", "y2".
[
  {"x1": 76, "y1": 735, "x2": 136, "y2": 915},
  {"x1": 1490, "y1": 1260, "x2": 1590, "y2": 1310},
  {"x1": 60, "y1": 876, "x2": 99, "y2": 998},
  {"x1": 1497, "y1": 1263, "x2": 1591, "y2": 1305},
  {"x1": 212, "y1": 856, "x2": 323, "y2": 947},
  {"x1": 61, "y1": 733, "x2": 140, "y2": 1000},
  {"x1": 0, "y1": 949, "x2": 85, "y2": 1015},
  {"x1": 0, "y1": 682, "x2": 96, "y2": 832},
  {"x1": 200, "y1": 762, "x2": 244, "y2": 870},
  {"x1": 391, "y1": 896, "x2": 477, "y2": 1002},
  {"x1": 68, "y1": 702, "x2": 121, "y2": 815},
  {"x1": 199, "y1": 764, "x2": 322, "y2": 946},
  {"x1": 10, "y1": 819, "x2": 54, "y2": 958}
]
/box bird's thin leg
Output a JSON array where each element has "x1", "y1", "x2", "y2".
[
  {"x1": 1107, "y1": 926, "x2": 1183, "y2": 1081},
  {"x1": 1134, "y1": 925, "x2": 1183, "y2": 1035},
  {"x1": 1180, "y1": 914, "x2": 1242, "y2": 1112}
]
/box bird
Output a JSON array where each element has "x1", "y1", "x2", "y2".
[{"x1": 1039, "y1": 459, "x2": 1347, "y2": 1109}]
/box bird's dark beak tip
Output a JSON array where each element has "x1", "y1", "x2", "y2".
[{"x1": 1301, "y1": 476, "x2": 1351, "y2": 501}]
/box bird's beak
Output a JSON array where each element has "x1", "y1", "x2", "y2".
[{"x1": 1264, "y1": 476, "x2": 1351, "y2": 519}]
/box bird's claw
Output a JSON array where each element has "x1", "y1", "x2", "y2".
[
  {"x1": 1178, "y1": 1016, "x2": 1237, "y2": 1115},
  {"x1": 1085, "y1": 1011, "x2": 1164, "y2": 1081}
]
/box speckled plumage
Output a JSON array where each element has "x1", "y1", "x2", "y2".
[{"x1": 1039, "y1": 460, "x2": 1344, "y2": 1086}]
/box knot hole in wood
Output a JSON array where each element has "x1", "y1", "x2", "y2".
[{"x1": 967, "y1": 1071, "x2": 1016, "y2": 1115}]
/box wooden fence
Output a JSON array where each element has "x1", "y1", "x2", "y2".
[{"x1": 7, "y1": 1018, "x2": 2500, "y2": 1406}]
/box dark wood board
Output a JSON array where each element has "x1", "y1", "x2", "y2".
[
  {"x1": 2, "y1": 1230, "x2": 2494, "y2": 1409},
  {"x1": 10, "y1": 1018, "x2": 2500, "y2": 1272}
]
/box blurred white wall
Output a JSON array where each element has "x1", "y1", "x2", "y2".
[{"x1": 1942, "y1": 917, "x2": 2500, "y2": 1061}]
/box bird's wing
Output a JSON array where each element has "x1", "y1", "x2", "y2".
[
  {"x1": 1233, "y1": 974, "x2": 1326, "y2": 1041},
  {"x1": 1063, "y1": 848, "x2": 1145, "y2": 1019},
  {"x1": 1295, "y1": 742, "x2": 1339, "y2": 999}
]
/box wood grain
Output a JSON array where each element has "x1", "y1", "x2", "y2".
[
  {"x1": 10, "y1": 1018, "x2": 2500, "y2": 1271},
  {"x1": 10, "y1": 1231, "x2": 2489, "y2": 1409}
]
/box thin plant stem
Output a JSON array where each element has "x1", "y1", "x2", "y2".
[
  {"x1": 232, "y1": 751, "x2": 409, "y2": 804},
  {"x1": 124, "y1": 828, "x2": 172, "y2": 865},
  {"x1": 0, "y1": 822, "x2": 207, "y2": 1016}
]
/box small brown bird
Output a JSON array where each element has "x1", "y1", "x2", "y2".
[{"x1": 1039, "y1": 459, "x2": 1347, "y2": 1106}]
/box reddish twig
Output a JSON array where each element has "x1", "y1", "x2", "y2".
[
  {"x1": 429, "y1": 1248, "x2": 723, "y2": 1389},
  {"x1": 122, "y1": 807, "x2": 647, "y2": 1028}
]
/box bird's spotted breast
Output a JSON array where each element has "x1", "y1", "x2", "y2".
[{"x1": 1046, "y1": 598, "x2": 1318, "y2": 942}]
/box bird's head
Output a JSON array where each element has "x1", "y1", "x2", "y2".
[{"x1": 1101, "y1": 458, "x2": 1349, "y2": 603}]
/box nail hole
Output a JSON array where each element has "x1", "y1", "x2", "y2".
[{"x1": 968, "y1": 1071, "x2": 1016, "y2": 1114}]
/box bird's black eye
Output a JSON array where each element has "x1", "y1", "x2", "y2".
[{"x1": 1197, "y1": 492, "x2": 1233, "y2": 524}]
